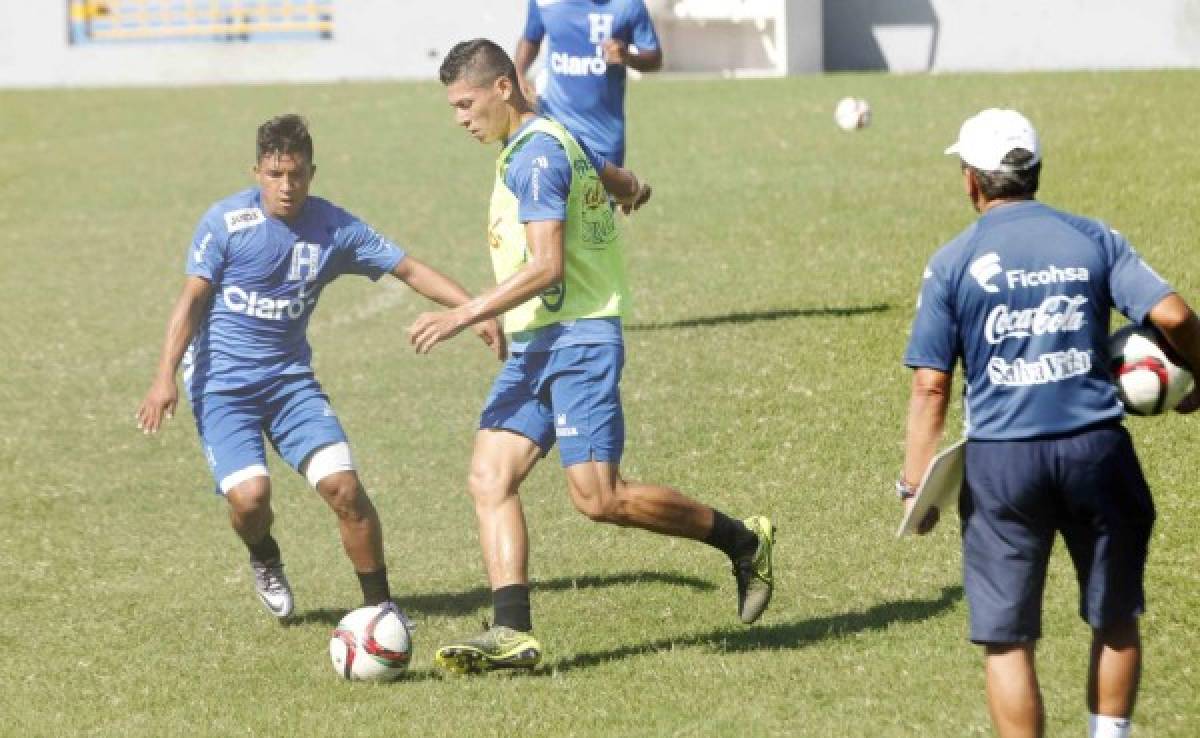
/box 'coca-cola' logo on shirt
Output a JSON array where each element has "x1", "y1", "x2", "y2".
[{"x1": 984, "y1": 295, "x2": 1088, "y2": 345}]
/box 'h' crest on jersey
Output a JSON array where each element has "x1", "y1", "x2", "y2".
[{"x1": 288, "y1": 242, "x2": 321, "y2": 282}]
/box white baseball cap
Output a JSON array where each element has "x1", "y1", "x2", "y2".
[{"x1": 944, "y1": 109, "x2": 1041, "y2": 172}]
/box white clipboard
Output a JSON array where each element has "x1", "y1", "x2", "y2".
[{"x1": 895, "y1": 439, "x2": 965, "y2": 538}]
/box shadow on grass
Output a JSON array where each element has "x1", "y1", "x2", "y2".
[
  {"x1": 284, "y1": 570, "x2": 718, "y2": 627},
  {"x1": 539, "y1": 585, "x2": 963, "y2": 675},
  {"x1": 625, "y1": 303, "x2": 891, "y2": 332}
]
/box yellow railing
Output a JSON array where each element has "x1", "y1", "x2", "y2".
[{"x1": 68, "y1": 0, "x2": 334, "y2": 43}]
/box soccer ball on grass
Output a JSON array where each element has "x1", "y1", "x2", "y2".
[
  {"x1": 834, "y1": 97, "x2": 871, "y2": 130},
  {"x1": 329, "y1": 605, "x2": 412, "y2": 681}
]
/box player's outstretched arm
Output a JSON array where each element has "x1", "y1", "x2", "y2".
[
  {"x1": 391, "y1": 256, "x2": 505, "y2": 360},
  {"x1": 1147, "y1": 293, "x2": 1200, "y2": 413},
  {"x1": 900, "y1": 368, "x2": 952, "y2": 534},
  {"x1": 409, "y1": 220, "x2": 564, "y2": 355},
  {"x1": 136, "y1": 276, "x2": 212, "y2": 434},
  {"x1": 600, "y1": 163, "x2": 652, "y2": 215}
]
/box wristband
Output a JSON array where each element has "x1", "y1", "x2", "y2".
[{"x1": 895, "y1": 477, "x2": 918, "y2": 500}]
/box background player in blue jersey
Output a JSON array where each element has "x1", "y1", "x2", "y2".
[
  {"x1": 898, "y1": 109, "x2": 1200, "y2": 738},
  {"x1": 136, "y1": 114, "x2": 504, "y2": 621},
  {"x1": 515, "y1": 0, "x2": 662, "y2": 167},
  {"x1": 408, "y1": 40, "x2": 773, "y2": 675}
]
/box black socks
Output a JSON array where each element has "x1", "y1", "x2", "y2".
[
  {"x1": 357, "y1": 568, "x2": 392, "y2": 607},
  {"x1": 493, "y1": 584, "x2": 533, "y2": 632},
  {"x1": 705, "y1": 510, "x2": 758, "y2": 561},
  {"x1": 247, "y1": 533, "x2": 281, "y2": 563}
]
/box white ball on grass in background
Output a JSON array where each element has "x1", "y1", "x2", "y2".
[
  {"x1": 329, "y1": 605, "x2": 412, "y2": 681},
  {"x1": 834, "y1": 97, "x2": 871, "y2": 131},
  {"x1": 1109, "y1": 323, "x2": 1193, "y2": 416}
]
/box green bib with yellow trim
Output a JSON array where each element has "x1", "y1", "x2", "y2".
[{"x1": 488, "y1": 116, "x2": 630, "y2": 334}]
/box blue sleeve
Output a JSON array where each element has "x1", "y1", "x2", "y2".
[
  {"x1": 903, "y1": 260, "x2": 959, "y2": 371},
  {"x1": 628, "y1": 0, "x2": 660, "y2": 50},
  {"x1": 1105, "y1": 228, "x2": 1173, "y2": 324},
  {"x1": 185, "y1": 209, "x2": 226, "y2": 284},
  {"x1": 331, "y1": 209, "x2": 406, "y2": 281},
  {"x1": 523, "y1": 0, "x2": 544, "y2": 43},
  {"x1": 505, "y1": 134, "x2": 571, "y2": 223}
]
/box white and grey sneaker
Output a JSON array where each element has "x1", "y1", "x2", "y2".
[{"x1": 251, "y1": 558, "x2": 294, "y2": 618}]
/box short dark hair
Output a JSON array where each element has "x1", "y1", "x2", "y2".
[
  {"x1": 967, "y1": 148, "x2": 1040, "y2": 200},
  {"x1": 256, "y1": 114, "x2": 313, "y2": 164},
  {"x1": 439, "y1": 38, "x2": 518, "y2": 87}
]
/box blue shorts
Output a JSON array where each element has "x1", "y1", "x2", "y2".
[
  {"x1": 960, "y1": 423, "x2": 1155, "y2": 644},
  {"x1": 191, "y1": 373, "x2": 349, "y2": 494},
  {"x1": 479, "y1": 343, "x2": 625, "y2": 467}
]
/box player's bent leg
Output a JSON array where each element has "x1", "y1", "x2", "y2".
[
  {"x1": 564, "y1": 462, "x2": 774, "y2": 624},
  {"x1": 225, "y1": 473, "x2": 294, "y2": 619},
  {"x1": 563, "y1": 461, "x2": 712, "y2": 538},
  {"x1": 304, "y1": 443, "x2": 393, "y2": 607},
  {"x1": 985, "y1": 642, "x2": 1045, "y2": 738}
]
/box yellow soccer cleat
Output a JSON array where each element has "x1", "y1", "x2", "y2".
[
  {"x1": 434, "y1": 623, "x2": 542, "y2": 675},
  {"x1": 734, "y1": 516, "x2": 775, "y2": 624}
]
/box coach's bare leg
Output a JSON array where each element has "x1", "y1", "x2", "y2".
[
  {"x1": 467, "y1": 430, "x2": 542, "y2": 587},
  {"x1": 985, "y1": 643, "x2": 1045, "y2": 738},
  {"x1": 314, "y1": 470, "x2": 385, "y2": 572},
  {"x1": 564, "y1": 461, "x2": 714, "y2": 539},
  {"x1": 226, "y1": 476, "x2": 274, "y2": 546},
  {"x1": 1089, "y1": 619, "x2": 1141, "y2": 718}
]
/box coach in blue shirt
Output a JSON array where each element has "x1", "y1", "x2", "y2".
[
  {"x1": 514, "y1": 0, "x2": 662, "y2": 167},
  {"x1": 899, "y1": 109, "x2": 1200, "y2": 738}
]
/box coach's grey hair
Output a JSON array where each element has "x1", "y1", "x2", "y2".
[{"x1": 967, "y1": 148, "x2": 1041, "y2": 200}]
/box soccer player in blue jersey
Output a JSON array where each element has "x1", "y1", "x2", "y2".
[
  {"x1": 136, "y1": 114, "x2": 504, "y2": 620},
  {"x1": 515, "y1": 0, "x2": 662, "y2": 167},
  {"x1": 408, "y1": 39, "x2": 773, "y2": 675},
  {"x1": 899, "y1": 109, "x2": 1200, "y2": 738}
]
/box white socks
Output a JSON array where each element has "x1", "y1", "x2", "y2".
[{"x1": 1089, "y1": 714, "x2": 1131, "y2": 738}]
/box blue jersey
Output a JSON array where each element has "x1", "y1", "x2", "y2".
[
  {"x1": 183, "y1": 188, "x2": 405, "y2": 395},
  {"x1": 904, "y1": 200, "x2": 1172, "y2": 440},
  {"x1": 523, "y1": 0, "x2": 659, "y2": 165},
  {"x1": 503, "y1": 120, "x2": 622, "y2": 352}
]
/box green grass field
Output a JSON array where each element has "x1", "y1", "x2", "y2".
[{"x1": 2, "y1": 69, "x2": 1199, "y2": 737}]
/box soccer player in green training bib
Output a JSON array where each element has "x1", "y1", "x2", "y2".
[{"x1": 407, "y1": 39, "x2": 776, "y2": 674}]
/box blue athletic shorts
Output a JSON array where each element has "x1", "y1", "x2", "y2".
[
  {"x1": 960, "y1": 423, "x2": 1155, "y2": 644},
  {"x1": 191, "y1": 373, "x2": 349, "y2": 494},
  {"x1": 479, "y1": 343, "x2": 625, "y2": 467}
]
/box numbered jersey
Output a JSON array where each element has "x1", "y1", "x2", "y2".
[
  {"x1": 904, "y1": 200, "x2": 1172, "y2": 440},
  {"x1": 183, "y1": 188, "x2": 404, "y2": 396}
]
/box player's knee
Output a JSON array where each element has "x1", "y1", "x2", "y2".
[
  {"x1": 226, "y1": 476, "x2": 271, "y2": 515},
  {"x1": 575, "y1": 499, "x2": 622, "y2": 524},
  {"x1": 319, "y1": 472, "x2": 370, "y2": 521},
  {"x1": 467, "y1": 464, "x2": 516, "y2": 505},
  {"x1": 568, "y1": 482, "x2": 625, "y2": 524}
]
